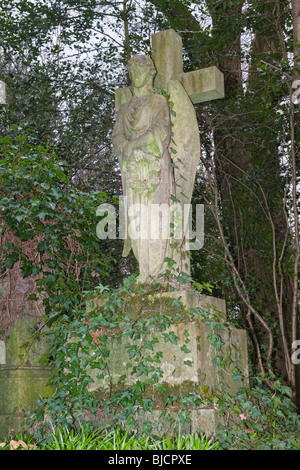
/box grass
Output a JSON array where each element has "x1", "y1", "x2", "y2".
[{"x1": 0, "y1": 427, "x2": 219, "y2": 450}]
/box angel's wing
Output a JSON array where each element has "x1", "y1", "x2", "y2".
[{"x1": 167, "y1": 79, "x2": 201, "y2": 248}]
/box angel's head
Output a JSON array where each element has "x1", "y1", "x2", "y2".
[{"x1": 127, "y1": 55, "x2": 156, "y2": 92}]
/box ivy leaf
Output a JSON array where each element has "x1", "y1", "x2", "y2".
[
  {"x1": 232, "y1": 368, "x2": 243, "y2": 382},
  {"x1": 4, "y1": 252, "x2": 19, "y2": 269},
  {"x1": 213, "y1": 355, "x2": 223, "y2": 366},
  {"x1": 184, "y1": 360, "x2": 193, "y2": 367},
  {"x1": 163, "y1": 331, "x2": 178, "y2": 345},
  {"x1": 37, "y1": 241, "x2": 48, "y2": 253},
  {"x1": 142, "y1": 398, "x2": 154, "y2": 411},
  {"x1": 170, "y1": 297, "x2": 182, "y2": 308},
  {"x1": 207, "y1": 333, "x2": 224, "y2": 351},
  {"x1": 37, "y1": 211, "x2": 48, "y2": 220}
]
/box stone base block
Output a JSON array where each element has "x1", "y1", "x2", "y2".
[
  {"x1": 0, "y1": 317, "x2": 53, "y2": 438},
  {"x1": 87, "y1": 291, "x2": 249, "y2": 399},
  {"x1": 91, "y1": 406, "x2": 222, "y2": 436},
  {"x1": 0, "y1": 366, "x2": 53, "y2": 438},
  {"x1": 88, "y1": 321, "x2": 248, "y2": 397}
]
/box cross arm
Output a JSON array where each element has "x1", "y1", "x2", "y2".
[{"x1": 178, "y1": 66, "x2": 225, "y2": 104}]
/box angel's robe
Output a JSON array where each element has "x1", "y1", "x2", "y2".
[{"x1": 112, "y1": 91, "x2": 174, "y2": 282}]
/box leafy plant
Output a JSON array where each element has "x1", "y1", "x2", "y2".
[
  {"x1": 0, "y1": 129, "x2": 116, "y2": 334},
  {"x1": 0, "y1": 426, "x2": 219, "y2": 451},
  {"x1": 215, "y1": 378, "x2": 300, "y2": 450},
  {"x1": 1, "y1": 131, "x2": 299, "y2": 453}
]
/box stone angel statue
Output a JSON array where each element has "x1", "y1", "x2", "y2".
[{"x1": 112, "y1": 54, "x2": 200, "y2": 284}]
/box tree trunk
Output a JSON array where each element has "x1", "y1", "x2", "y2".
[
  {"x1": 205, "y1": 0, "x2": 298, "y2": 400},
  {"x1": 292, "y1": 0, "x2": 300, "y2": 69}
]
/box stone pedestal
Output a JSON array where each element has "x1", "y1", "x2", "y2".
[
  {"x1": 92, "y1": 318, "x2": 248, "y2": 394},
  {"x1": 86, "y1": 291, "x2": 249, "y2": 435},
  {"x1": 0, "y1": 317, "x2": 53, "y2": 438},
  {"x1": 93, "y1": 407, "x2": 222, "y2": 437}
]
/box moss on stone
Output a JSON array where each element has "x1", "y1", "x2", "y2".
[{"x1": 0, "y1": 317, "x2": 54, "y2": 437}]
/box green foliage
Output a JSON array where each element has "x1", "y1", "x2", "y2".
[
  {"x1": 1, "y1": 133, "x2": 298, "y2": 448},
  {"x1": 0, "y1": 426, "x2": 219, "y2": 450},
  {"x1": 1, "y1": 0, "x2": 299, "y2": 450},
  {"x1": 0, "y1": 0, "x2": 164, "y2": 191},
  {"x1": 20, "y1": 273, "x2": 299, "y2": 450},
  {"x1": 0, "y1": 129, "x2": 115, "y2": 325},
  {"x1": 216, "y1": 378, "x2": 300, "y2": 450}
]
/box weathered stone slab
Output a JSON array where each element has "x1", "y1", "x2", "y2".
[
  {"x1": 93, "y1": 406, "x2": 222, "y2": 436},
  {"x1": 88, "y1": 318, "x2": 248, "y2": 396},
  {"x1": 4, "y1": 317, "x2": 50, "y2": 368},
  {"x1": 0, "y1": 366, "x2": 53, "y2": 413},
  {"x1": 87, "y1": 290, "x2": 226, "y2": 318},
  {"x1": 160, "y1": 290, "x2": 227, "y2": 321},
  {"x1": 178, "y1": 66, "x2": 225, "y2": 104},
  {"x1": 86, "y1": 292, "x2": 248, "y2": 393},
  {"x1": 84, "y1": 291, "x2": 249, "y2": 434},
  {"x1": 0, "y1": 317, "x2": 53, "y2": 438}
]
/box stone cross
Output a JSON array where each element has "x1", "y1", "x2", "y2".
[
  {"x1": 112, "y1": 29, "x2": 225, "y2": 280},
  {"x1": 115, "y1": 29, "x2": 224, "y2": 110},
  {"x1": 0, "y1": 81, "x2": 6, "y2": 105}
]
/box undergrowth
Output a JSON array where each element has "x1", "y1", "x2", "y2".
[{"x1": 0, "y1": 427, "x2": 219, "y2": 450}]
